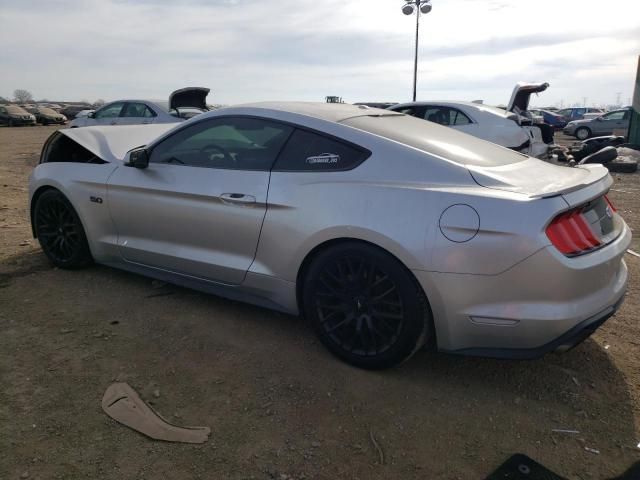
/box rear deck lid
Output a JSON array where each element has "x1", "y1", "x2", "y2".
[
  {"x1": 507, "y1": 82, "x2": 550, "y2": 112},
  {"x1": 169, "y1": 87, "x2": 210, "y2": 111},
  {"x1": 467, "y1": 158, "x2": 611, "y2": 199}
]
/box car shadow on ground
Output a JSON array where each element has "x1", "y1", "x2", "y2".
[{"x1": 1, "y1": 249, "x2": 637, "y2": 478}]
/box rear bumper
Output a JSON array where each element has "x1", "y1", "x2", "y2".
[
  {"x1": 446, "y1": 293, "x2": 624, "y2": 359},
  {"x1": 413, "y1": 221, "x2": 631, "y2": 357}
]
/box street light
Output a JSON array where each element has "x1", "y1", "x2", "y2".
[{"x1": 402, "y1": 0, "x2": 432, "y2": 102}]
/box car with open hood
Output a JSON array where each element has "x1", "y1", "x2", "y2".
[
  {"x1": 68, "y1": 87, "x2": 210, "y2": 128},
  {"x1": 0, "y1": 104, "x2": 36, "y2": 126},
  {"x1": 26, "y1": 106, "x2": 67, "y2": 125},
  {"x1": 563, "y1": 108, "x2": 632, "y2": 140},
  {"x1": 29, "y1": 102, "x2": 630, "y2": 369}
]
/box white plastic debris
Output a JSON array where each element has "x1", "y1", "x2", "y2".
[{"x1": 584, "y1": 447, "x2": 600, "y2": 455}]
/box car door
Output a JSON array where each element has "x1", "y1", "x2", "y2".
[
  {"x1": 593, "y1": 110, "x2": 627, "y2": 135},
  {"x1": 106, "y1": 116, "x2": 293, "y2": 285},
  {"x1": 119, "y1": 102, "x2": 157, "y2": 125},
  {"x1": 0, "y1": 106, "x2": 7, "y2": 125},
  {"x1": 92, "y1": 102, "x2": 126, "y2": 126}
]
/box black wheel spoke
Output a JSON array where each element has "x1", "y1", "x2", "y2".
[
  {"x1": 313, "y1": 254, "x2": 406, "y2": 358},
  {"x1": 36, "y1": 195, "x2": 86, "y2": 264}
]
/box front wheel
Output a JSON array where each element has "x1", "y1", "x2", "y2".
[
  {"x1": 34, "y1": 190, "x2": 93, "y2": 268},
  {"x1": 302, "y1": 242, "x2": 432, "y2": 369},
  {"x1": 575, "y1": 127, "x2": 591, "y2": 140}
]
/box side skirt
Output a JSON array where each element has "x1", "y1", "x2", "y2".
[{"x1": 100, "y1": 259, "x2": 299, "y2": 315}]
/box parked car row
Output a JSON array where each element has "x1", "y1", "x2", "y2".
[{"x1": 0, "y1": 104, "x2": 66, "y2": 126}]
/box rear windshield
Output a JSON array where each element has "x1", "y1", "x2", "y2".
[{"x1": 342, "y1": 114, "x2": 526, "y2": 167}]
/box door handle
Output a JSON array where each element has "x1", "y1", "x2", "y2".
[{"x1": 220, "y1": 193, "x2": 256, "y2": 205}]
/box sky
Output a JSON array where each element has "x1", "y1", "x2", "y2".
[{"x1": 1, "y1": 0, "x2": 639, "y2": 107}]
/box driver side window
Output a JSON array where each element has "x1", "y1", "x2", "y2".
[
  {"x1": 94, "y1": 102, "x2": 125, "y2": 119},
  {"x1": 150, "y1": 117, "x2": 294, "y2": 171},
  {"x1": 603, "y1": 111, "x2": 625, "y2": 121}
]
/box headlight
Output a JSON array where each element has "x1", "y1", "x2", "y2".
[{"x1": 30, "y1": 115, "x2": 35, "y2": 120}]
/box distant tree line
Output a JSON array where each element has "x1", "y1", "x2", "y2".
[{"x1": 0, "y1": 89, "x2": 104, "y2": 107}]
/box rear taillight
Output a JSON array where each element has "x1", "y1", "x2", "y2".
[
  {"x1": 604, "y1": 195, "x2": 616, "y2": 212},
  {"x1": 546, "y1": 208, "x2": 601, "y2": 256}
]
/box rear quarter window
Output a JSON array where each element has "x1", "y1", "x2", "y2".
[{"x1": 273, "y1": 129, "x2": 370, "y2": 172}]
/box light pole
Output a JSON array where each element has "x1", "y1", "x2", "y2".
[{"x1": 402, "y1": 0, "x2": 432, "y2": 102}]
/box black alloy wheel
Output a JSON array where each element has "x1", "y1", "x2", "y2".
[
  {"x1": 34, "y1": 190, "x2": 92, "y2": 268},
  {"x1": 303, "y1": 242, "x2": 432, "y2": 369}
]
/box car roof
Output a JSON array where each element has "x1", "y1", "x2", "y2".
[
  {"x1": 391, "y1": 101, "x2": 511, "y2": 118},
  {"x1": 223, "y1": 101, "x2": 403, "y2": 123}
]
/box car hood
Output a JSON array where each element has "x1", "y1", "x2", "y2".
[
  {"x1": 467, "y1": 157, "x2": 609, "y2": 198},
  {"x1": 61, "y1": 124, "x2": 177, "y2": 163},
  {"x1": 507, "y1": 82, "x2": 549, "y2": 112},
  {"x1": 169, "y1": 87, "x2": 210, "y2": 110}
]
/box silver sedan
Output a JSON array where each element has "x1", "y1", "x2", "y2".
[{"x1": 29, "y1": 102, "x2": 630, "y2": 369}]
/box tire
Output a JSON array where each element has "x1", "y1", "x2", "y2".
[
  {"x1": 575, "y1": 127, "x2": 591, "y2": 140},
  {"x1": 33, "y1": 190, "x2": 93, "y2": 268},
  {"x1": 606, "y1": 159, "x2": 638, "y2": 174},
  {"x1": 302, "y1": 242, "x2": 432, "y2": 369}
]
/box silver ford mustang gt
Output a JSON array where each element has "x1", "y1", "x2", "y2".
[{"x1": 29, "y1": 102, "x2": 630, "y2": 369}]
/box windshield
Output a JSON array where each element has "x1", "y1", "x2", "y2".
[
  {"x1": 6, "y1": 105, "x2": 27, "y2": 114},
  {"x1": 342, "y1": 114, "x2": 526, "y2": 167}
]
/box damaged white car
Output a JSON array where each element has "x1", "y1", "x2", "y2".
[
  {"x1": 387, "y1": 82, "x2": 554, "y2": 159},
  {"x1": 69, "y1": 87, "x2": 210, "y2": 128}
]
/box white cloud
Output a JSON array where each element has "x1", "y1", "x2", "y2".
[{"x1": 0, "y1": 0, "x2": 638, "y2": 107}]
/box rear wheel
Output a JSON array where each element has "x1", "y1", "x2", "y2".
[
  {"x1": 575, "y1": 127, "x2": 591, "y2": 140},
  {"x1": 302, "y1": 242, "x2": 432, "y2": 369},
  {"x1": 34, "y1": 190, "x2": 92, "y2": 268}
]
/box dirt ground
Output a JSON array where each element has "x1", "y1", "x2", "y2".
[{"x1": 1, "y1": 126, "x2": 640, "y2": 480}]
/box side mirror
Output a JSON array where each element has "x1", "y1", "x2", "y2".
[
  {"x1": 88, "y1": 111, "x2": 95, "y2": 118},
  {"x1": 126, "y1": 148, "x2": 149, "y2": 169}
]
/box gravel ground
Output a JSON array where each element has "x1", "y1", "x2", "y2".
[{"x1": 1, "y1": 125, "x2": 639, "y2": 479}]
